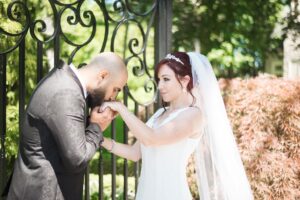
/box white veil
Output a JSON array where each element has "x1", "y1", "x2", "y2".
[{"x1": 187, "y1": 52, "x2": 253, "y2": 200}]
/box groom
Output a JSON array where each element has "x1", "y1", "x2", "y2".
[{"x1": 5, "y1": 52, "x2": 128, "y2": 199}]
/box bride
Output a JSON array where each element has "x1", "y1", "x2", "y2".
[{"x1": 100, "y1": 52, "x2": 253, "y2": 200}]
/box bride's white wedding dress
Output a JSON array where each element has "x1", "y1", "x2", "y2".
[{"x1": 135, "y1": 107, "x2": 201, "y2": 200}]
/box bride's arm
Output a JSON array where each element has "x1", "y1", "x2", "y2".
[
  {"x1": 101, "y1": 102, "x2": 203, "y2": 146},
  {"x1": 101, "y1": 138, "x2": 141, "y2": 162}
]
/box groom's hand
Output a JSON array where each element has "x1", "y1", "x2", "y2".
[{"x1": 90, "y1": 106, "x2": 115, "y2": 131}]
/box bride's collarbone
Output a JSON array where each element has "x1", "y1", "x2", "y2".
[
  {"x1": 155, "y1": 107, "x2": 192, "y2": 125},
  {"x1": 154, "y1": 109, "x2": 186, "y2": 127},
  {"x1": 155, "y1": 112, "x2": 171, "y2": 125}
]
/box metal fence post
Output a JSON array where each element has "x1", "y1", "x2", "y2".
[
  {"x1": 0, "y1": 54, "x2": 7, "y2": 199},
  {"x1": 155, "y1": 0, "x2": 172, "y2": 109}
]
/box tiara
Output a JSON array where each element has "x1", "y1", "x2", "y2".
[{"x1": 165, "y1": 54, "x2": 184, "y2": 65}]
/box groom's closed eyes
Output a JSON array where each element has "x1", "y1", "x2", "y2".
[
  {"x1": 111, "y1": 87, "x2": 122, "y2": 100},
  {"x1": 114, "y1": 87, "x2": 122, "y2": 93}
]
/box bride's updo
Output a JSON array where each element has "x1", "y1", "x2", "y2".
[{"x1": 154, "y1": 52, "x2": 194, "y2": 92}]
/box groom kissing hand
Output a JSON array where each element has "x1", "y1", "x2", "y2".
[
  {"x1": 5, "y1": 52, "x2": 128, "y2": 200},
  {"x1": 90, "y1": 106, "x2": 118, "y2": 131}
]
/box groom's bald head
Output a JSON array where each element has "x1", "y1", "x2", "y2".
[
  {"x1": 87, "y1": 52, "x2": 127, "y2": 76},
  {"x1": 81, "y1": 52, "x2": 128, "y2": 106}
]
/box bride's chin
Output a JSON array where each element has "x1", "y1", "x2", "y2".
[{"x1": 161, "y1": 97, "x2": 170, "y2": 102}]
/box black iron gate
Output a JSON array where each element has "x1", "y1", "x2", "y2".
[{"x1": 0, "y1": 0, "x2": 172, "y2": 199}]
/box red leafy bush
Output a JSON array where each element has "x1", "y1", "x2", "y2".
[{"x1": 188, "y1": 74, "x2": 300, "y2": 200}]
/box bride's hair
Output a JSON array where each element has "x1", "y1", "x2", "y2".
[{"x1": 154, "y1": 52, "x2": 195, "y2": 107}]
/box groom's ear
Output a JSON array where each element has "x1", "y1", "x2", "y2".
[{"x1": 97, "y1": 69, "x2": 110, "y2": 82}]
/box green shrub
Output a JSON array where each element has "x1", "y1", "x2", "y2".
[{"x1": 85, "y1": 174, "x2": 135, "y2": 200}]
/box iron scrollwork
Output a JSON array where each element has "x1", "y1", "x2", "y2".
[
  {"x1": 0, "y1": 0, "x2": 158, "y2": 105},
  {"x1": 0, "y1": 1, "x2": 30, "y2": 55},
  {"x1": 110, "y1": 0, "x2": 158, "y2": 105}
]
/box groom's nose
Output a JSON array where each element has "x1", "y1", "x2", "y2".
[
  {"x1": 110, "y1": 87, "x2": 121, "y2": 100},
  {"x1": 110, "y1": 93, "x2": 117, "y2": 101},
  {"x1": 109, "y1": 93, "x2": 118, "y2": 101}
]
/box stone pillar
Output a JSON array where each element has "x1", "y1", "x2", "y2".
[{"x1": 283, "y1": 31, "x2": 300, "y2": 79}]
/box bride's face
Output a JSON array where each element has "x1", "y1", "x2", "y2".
[{"x1": 157, "y1": 64, "x2": 187, "y2": 102}]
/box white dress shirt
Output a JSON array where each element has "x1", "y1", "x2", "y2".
[{"x1": 69, "y1": 63, "x2": 88, "y2": 98}]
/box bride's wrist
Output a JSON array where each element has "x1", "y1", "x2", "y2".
[
  {"x1": 118, "y1": 103, "x2": 127, "y2": 116},
  {"x1": 108, "y1": 139, "x2": 115, "y2": 153},
  {"x1": 102, "y1": 137, "x2": 113, "y2": 151}
]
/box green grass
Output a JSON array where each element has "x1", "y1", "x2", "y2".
[{"x1": 85, "y1": 174, "x2": 136, "y2": 200}]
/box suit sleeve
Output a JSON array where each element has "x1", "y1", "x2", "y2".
[{"x1": 45, "y1": 90, "x2": 103, "y2": 171}]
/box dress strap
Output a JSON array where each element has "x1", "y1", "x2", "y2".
[{"x1": 165, "y1": 107, "x2": 190, "y2": 121}]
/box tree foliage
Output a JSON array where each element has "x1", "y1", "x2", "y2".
[{"x1": 172, "y1": 0, "x2": 290, "y2": 77}]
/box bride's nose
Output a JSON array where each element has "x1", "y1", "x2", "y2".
[{"x1": 158, "y1": 81, "x2": 163, "y2": 90}]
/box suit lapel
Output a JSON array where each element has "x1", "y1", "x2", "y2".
[{"x1": 62, "y1": 61, "x2": 90, "y2": 127}]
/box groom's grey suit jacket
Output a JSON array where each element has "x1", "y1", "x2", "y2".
[{"x1": 7, "y1": 61, "x2": 103, "y2": 200}]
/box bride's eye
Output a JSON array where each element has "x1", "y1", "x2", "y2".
[{"x1": 163, "y1": 78, "x2": 170, "y2": 81}]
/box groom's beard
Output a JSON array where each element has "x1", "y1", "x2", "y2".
[{"x1": 88, "y1": 87, "x2": 106, "y2": 108}]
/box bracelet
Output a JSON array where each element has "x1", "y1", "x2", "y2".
[{"x1": 109, "y1": 139, "x2": 115, "y2": 152}]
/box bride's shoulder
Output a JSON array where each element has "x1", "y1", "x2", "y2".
[
  {"x1": 185, "y1": 106, "x2": 201, "y2": 112},
  {"x1": 184, "y1": 106, "x2": 203, "y2": 121}
]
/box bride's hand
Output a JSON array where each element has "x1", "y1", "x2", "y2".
[{"x1": 100, "y1": 101, "x2": 124, "y2": 113}]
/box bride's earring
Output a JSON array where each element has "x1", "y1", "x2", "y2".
[{"x1": 182, "y1": 88, "x2": 187, "y2": 94}]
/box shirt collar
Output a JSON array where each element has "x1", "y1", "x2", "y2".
[{"x1": 69, "y1": 63, "x2": 88, "y2": 98}]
